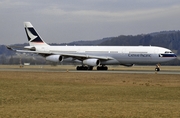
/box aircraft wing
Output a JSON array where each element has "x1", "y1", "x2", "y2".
[
  {"x1": 58, "y1": 53, "x2": 114, "y2": 60},
  {"x1": 7, "y1": 46, "x2": 114, "y2": 60}
]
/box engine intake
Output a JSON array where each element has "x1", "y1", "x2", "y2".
[{"x1": 46, "y1": 55, "x2": 63, "y2": 62}]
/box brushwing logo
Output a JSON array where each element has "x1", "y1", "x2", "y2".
[
  {"x1": 26, "y1": 27, "x2": 38, "y2": 42},
  {"x1": 25, "y1": 27, "x2": 43, "y2": 43}
]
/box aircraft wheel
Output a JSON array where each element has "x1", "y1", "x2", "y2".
[
  {"x1": 76, "y1": 66, "x2": 81, "y2": 70},
  {"x1": 83, "y1": 66, "x2": 88, "y2": 70},
  {"x1": 76, "y1": 66, "x2": 89, "y2": 70},
  {"x1": 104, "y1": 66, "x2": 108, "y2": 70},
  {"x1": 88, "y1": 66, "x2": 93, "y2": 70},
  {"x1": 155, "y1": 64, "x2": 160, "y2": 72},
  {"x1": 97, "y1": 66, "x2": 100, "y2": 70},
  {"x1": 97, "y1": 66, "x2": 108, "y2": 70},
  {"x1": 155, "y1": 67, "x2": 160, "y2": 72}
]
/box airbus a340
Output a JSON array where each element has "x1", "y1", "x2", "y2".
[{"x1": 7, "y1": 22, "x2": 177, "y2": 71}]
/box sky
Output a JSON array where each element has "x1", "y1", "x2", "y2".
[{"x1": 1, "y1": 0, "x2": 180, "y2": 45}]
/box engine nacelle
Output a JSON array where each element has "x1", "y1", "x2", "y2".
[
  {"x1": 83, "y1": 59, "x2": 100, "y2": 66},
  {"x1": 46, "y1": 55, "x2": 63, "y2": 63}
]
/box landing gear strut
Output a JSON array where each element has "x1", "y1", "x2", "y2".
[{"x1": 155, "y1": 64, "x2": 160, "y2": 72}]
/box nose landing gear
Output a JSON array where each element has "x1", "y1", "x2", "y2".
[{"x1": 155, "y1": 64, "x2": 160, "y2": 72}]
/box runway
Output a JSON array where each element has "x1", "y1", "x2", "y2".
[
  {"x1": 0, "y1": 65, "x2": 179, "y2": 74},
  {"x1": 73, "y1": 70, "x2": 180, "y2": 75}
]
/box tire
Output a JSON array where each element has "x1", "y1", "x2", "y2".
[{"x1": 155, "y1": 68, "x2": 160, "y2": 71}]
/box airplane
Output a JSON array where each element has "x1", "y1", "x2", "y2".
[{"x1": 7, "y1": 22, "x2": 177, "y2": 71}]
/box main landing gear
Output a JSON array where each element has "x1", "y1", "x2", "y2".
[
  {"x1": 155, "y1": 64, "x2": 160, "y2": 72},
  {"x1": 76, "y1": 66, "x2": 93, "y2": 70},
  {"x1": 97, "y1": 66, "x2": 108, "y2": 70},
  {"x1": 76, "y1": 65, "x2": 108, "y2": 71}
]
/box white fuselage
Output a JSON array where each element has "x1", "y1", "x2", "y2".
[{"x1": 34, "y1": 45, "x2": 176, "y2": 65}]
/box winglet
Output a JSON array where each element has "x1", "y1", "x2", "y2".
[{"x1": 6, "y1": 45, "x2": 14, "y2": 50}]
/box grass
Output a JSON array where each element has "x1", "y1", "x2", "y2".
[{"x1": 1, "y1": 71, "x2": 180, "y2": 117}]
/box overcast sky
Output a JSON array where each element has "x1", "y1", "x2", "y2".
[{"x1": 1, "y1": 0, "x2": 180, "y2": 45}]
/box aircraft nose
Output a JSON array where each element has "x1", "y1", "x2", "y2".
[
  {"x1": 169, "y1": 54, "x2": 177, "y2": 60},
  {"x1": 172, "y1": 54, "x2": 177, "y2": 58}
]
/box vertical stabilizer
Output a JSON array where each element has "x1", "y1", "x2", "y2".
[{"x1": 24, "y1": 22, "x2": 49, "y2": 46}]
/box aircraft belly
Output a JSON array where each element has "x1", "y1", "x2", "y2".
[
  {"x1": 101, "y1": 59, "x2": 119, "y2": 65},
  {"x1": 84, "y1": 53, "x2": 154, "y2": 65},
  {"x1": 59, "y1": 52, "x2": 175, "y2": 65}
]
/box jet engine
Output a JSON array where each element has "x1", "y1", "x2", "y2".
[
  {"x1": 83, "y1": 59, "x2": 100, "y2": 66},
  {"x1": 46, "y1": 55, "x2": 63, "y2": 62}
]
